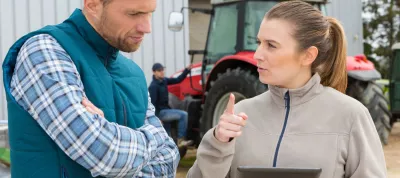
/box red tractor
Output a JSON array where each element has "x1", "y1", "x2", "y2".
[{"x1": 166, "y1": 0, "x2": 393, "y2": 151}]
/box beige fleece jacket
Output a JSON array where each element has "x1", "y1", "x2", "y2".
[{"x1": 187, "y1": 73, "x2": 387, "y2": 178}]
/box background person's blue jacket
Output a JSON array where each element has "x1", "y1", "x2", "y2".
[{"x1": 149, "y1": 68, "x2": 190, "y2": 116}]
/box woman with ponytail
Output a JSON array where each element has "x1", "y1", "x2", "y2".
[{"x1": 187, "y1": 1, "x2": 387, "y2": 178}]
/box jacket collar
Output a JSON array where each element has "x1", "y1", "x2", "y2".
[
  {"x1": 66, "y1": 9, "x2": 118, "y2": 62},
  {"x1": 268, "y1": 73, "x2": 324, "y2": 107}
]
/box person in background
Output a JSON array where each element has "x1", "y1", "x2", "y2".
[
  {"x1": 149, "y1": 62, "x2": 194, "y2": 147},
  {"x1": 2, "y1": 0, "x2": 179, "y2": 177},
  {"x1": 187, "y1": 1, "x2": 387, "y2": 178}
]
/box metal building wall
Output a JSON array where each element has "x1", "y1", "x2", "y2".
[
  {"x1": 0, "y1": 0, "x2": 190, "y2": 121},
  {"x1": 326, "y1": 0, "x2": 364, "y2": 56}
]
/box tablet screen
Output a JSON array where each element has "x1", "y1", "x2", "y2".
[{"x1": 237, "y1": 166, "x2": 322, "y2": 178}]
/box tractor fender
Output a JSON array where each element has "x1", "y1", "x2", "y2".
[
  {"x1": 346, "y1": 54, "x2": 381, "y2": 82},
  {"x1": 347, "y1": 69, "x2": 382, "y2": 82},
  {"x1": 204, "y1": 52, "x2": 257, "y2": 93},
  {"x1": 217, "y1": 51, "x2": 257, "y2": 66}
]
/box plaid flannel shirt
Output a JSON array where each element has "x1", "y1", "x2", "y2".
[{"x1": 9, "y1": 34, "x2": 180, "y2": 178}]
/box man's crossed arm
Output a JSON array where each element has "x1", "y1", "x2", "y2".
[{"x1": 10, "y1": 34, "x2": 180, "y2": 178}]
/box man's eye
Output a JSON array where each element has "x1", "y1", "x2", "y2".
[{"x1": 256, "y1": 40, "x2": 261, "y2": 45}]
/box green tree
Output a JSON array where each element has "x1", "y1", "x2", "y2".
[{"x1": 362, "y1": 0, "x2": 400, "y2": 78}]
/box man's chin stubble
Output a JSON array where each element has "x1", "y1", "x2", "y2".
[
  {"x1": 119, "y1": 46, "x2": 139, "y2": 53},
  {"x1": 117, "y1": 41, "x2": 140, "y2": 53}
]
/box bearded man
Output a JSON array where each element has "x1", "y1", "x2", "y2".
[{"x1": 2, "y1": 0, "x2": 179, "y2": 177}]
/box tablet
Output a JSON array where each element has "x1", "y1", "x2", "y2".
[{"x1": 237, "y1": 166, "x2": 322, "y2": 178}]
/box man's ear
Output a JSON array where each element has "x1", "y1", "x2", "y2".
[
  {"x1": 301, "y1": 46, "x2": 318, "y2": 66},
  {"x1": 83, "y1": 0, "x2": 103, "y2": 20}
]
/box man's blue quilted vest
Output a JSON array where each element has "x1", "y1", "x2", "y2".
[{"x1": 2, "y1": 9, "x2": 148, "y2": 178}]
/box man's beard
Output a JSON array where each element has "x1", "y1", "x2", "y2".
[{"x1": 97, "y1": 14, "x2": 141, "y2": 53}]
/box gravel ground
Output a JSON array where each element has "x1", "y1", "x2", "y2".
[{"x1": 385, "y1": 123, "x2": 400, "y2": 177}]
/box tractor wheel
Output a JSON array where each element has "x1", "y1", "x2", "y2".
[
  {"x1": 200, "y1": 67, "x2": 267, "y2": 136},
  {"x1": 346, "y1": 80, "x2": 392, "y2": 145}
]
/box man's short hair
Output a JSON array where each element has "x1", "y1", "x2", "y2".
[{"x1": 101, "y1": 0, "x2": 113, "y2": 6}]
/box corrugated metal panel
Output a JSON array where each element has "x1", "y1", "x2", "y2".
[
  {"x1": 0, "y1": 0, "x2": 189, "y2": 120},
  {"x1": 326, "y1": 0, "x2": 363, "y2": 56}
]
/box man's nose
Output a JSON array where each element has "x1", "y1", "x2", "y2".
[{"x1": 137, "y1": 14, "x2": 152, "y2": 34}]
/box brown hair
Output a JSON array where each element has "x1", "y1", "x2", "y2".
[
  {"x1": 265, "y1": 1, "x2": 348, "y2": 93},
  {"x1": 100, "y1": 0, "x2": 113, "y2": 6}
]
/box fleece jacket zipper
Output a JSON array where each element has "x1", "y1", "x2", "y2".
[{"x1": 273, "y1": 91, "x2": 290, "y2": 167}]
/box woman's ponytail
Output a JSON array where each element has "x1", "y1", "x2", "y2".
[{"x1": 319, "y1": 17, "x2": 348, "y2": 93}]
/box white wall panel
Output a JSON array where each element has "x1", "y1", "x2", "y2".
[
  {"x1": 55, "y1": 0, "x2": 70, "y2": 23},
  {"x1": 0, "y1": 0, "x2": 14, "y2": 121},
  {"x1": 29, "y1": 0, "x2": 44, "y2": 31},
  {"x1": 326, "y1": 0, "x2": 363, "y2": 56},
  {"x1": 42, "y1": 0, "x2": 56, "y2": 25},
  {"x1": 15, "y1": 0, "x2": 29, "y2": 39}
]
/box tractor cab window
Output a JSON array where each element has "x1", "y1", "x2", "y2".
[
  {"x1": 243, "y1": 1, "x2": 277, "y2": 51},
  {"x1": 243, "y1": 1, "x2": 327, "y2": 51},
  {"x1": 206, "y1": 1, "x2": 328, "y2": 61},
  {"x1": 314, "y1": 3, "x2": 327, "y2": 15},
  {"x1": 206, "y1": 3, "x2": 238, "y2": 63}
]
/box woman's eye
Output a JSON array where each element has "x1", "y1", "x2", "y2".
[
  {"x1": 268, "y1": 43, "x2": 276, "y2": 48},
  {"x1": 256, "y1": 40, "x2": 261, "y2": 45}
]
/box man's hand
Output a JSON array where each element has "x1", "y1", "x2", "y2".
[
  {"x1": 186, "y1": 64, "x2": 193, "y2": 70},
  {"x1": 215, "y1": 93, "x2": 248, "y2": 143},
  {"x1": 82, "y1": 98, "x2": 105, "y2": 118}
]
